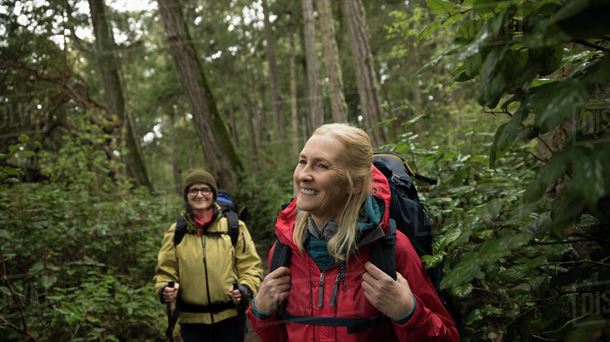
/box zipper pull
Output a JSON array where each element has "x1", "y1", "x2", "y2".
[
  {"x1": 317, "y1": 272, "x2": 325, "y2": 308},
  {"x1": 330, "y1": 274, "x2": 340, "y2": 307}
]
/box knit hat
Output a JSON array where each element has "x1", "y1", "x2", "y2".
[{"x1": 184, "y1": 169, "x2": 218, "y2": 201}]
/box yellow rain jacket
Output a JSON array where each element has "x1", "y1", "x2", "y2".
[{"x1": 154, "y1": 205, "x2": 263, "y2": 324}]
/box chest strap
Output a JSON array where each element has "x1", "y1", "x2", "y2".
[
  {"x1": 177, "y1": 297, "x2": 236, "y2": 313},
  {"x1": 282, "y1": 314, "x2": 390, "y2": 334}
]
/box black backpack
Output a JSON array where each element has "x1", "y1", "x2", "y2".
[
  {"x1": 371, "y1": 151, "x2": 442, "y2": 287},
  {"x1": 269, "y1": 151, "x2": 459, "y2": 331},
  {"x1": 174, "y1": 190, "x2": 248, "y2": 247}
]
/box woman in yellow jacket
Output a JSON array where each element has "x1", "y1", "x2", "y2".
[{"x1": 154, "y1": 169, "x2": 263, "y2": 341}]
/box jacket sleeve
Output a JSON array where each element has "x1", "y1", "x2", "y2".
[
  {"x1": 392, "y1": 232, "x2": 459, "y2": 341},
  {"x1": 153, "y1": 223, "x2": 178, "y2": 297},
  {"x1": 247, "y1": 241, "x2": 288, "y2": 342},
  {"x1": 235, "y1": 221, "x2": 263, "y2": 295}
]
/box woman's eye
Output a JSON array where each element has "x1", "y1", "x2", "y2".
[
  {"x1": 318, "y1": 163, "x2": 329, "y2": 169},
  {"x1": 298, "y1": 159, "x2": 307, "y2": 165}
]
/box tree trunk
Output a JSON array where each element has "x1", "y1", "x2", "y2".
[
  {"x1": 302, "y1": 0, "x2": 324, "y2": 130},
  {"x1": 228, "y1": 104, "x2": 239, "y2": 148},
  {"x1": 290, "y1": 31, "x2": 300, "y2": 159},
  {"x1": 317, "y1": 0, "x2": 348, "y2": 123},
  {"x1": 340, "y1": 0, "x2": 387, "y2": 146},
  {"x1": 157, "y1": 0, "x2": 241, "y2": 191},
  {"x1": 262, "y1": 0, "x2": 284, "y2": 139},
  {"x1": 88, "y1": 0, "x2": 153, "y2": 190},
  {"x1": 168, "y1": 112, "x2": 182, "y2": 196}
]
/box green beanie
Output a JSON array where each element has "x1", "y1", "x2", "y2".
[{"x1": 184, "y1": 169, "x2": 218, "y2": 201}]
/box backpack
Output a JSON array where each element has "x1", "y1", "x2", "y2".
[
  {"x1": 270, "y1": 151, "x2": 459, "y2": 332},
  {"x1": 174, "y1": 190, "x2": 247, "y2": 247},
  {"x1": 371, "y1": 151, "x2": 442, "y2": 288}
]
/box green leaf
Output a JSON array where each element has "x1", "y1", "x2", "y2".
[
  {"x1": 0, "y1": 286, "x2": 11, "y2": 297},
  {"x1": 40, "y1": 275, "x2": 57, "y2": 289},
  {"x1": 451, "y1": 283, "x2": 473, "y2": 298},
  {"x1": 490, "y1": 122, "x2": 507, "y2": 168},
  {"x1": 473, "y1": 0, "x2": 499, "y2": 15},
  {"x1": 479, "y1": 240, "x2": 510, "y2": 265},
  {"x1": 524, "y1": 151, "x2": 568, "y2": 202},
  {"x1": 426, "y1": 0, "x2": 458, "y2": 15},
  {"x1": 441, "y1": 255, "x2": 483, "y2": 288},
  {"x1": 531, "y1": 80, "x2": 590, "y2": 133},
  {"x1": 568, "y1": 145, "x2": 610, "y2": 205},
  {"x1": 478, "y1": 46, "x2": 510, "y2": 107},
  {"x1": 421, "y1": 253, "x2": 445, "y2": 268},
  {"x1": 417, "y1": 21, "x2": 441, "y2": 43},
  {"x1": 455, "y1": 20, "x2": 483, "y2": 44}
]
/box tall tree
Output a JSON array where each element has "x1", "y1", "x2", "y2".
[
  {"x1": 289, "y1": 31, "x2": 300, "y2": 158},
  {"x1": 262, "y1": 0, "x2": 284, "y2": 139},
  {"x1": 341, "y1": 0, "x2": 387, "y2": 145},
  {"x1": 88, "y1": 0, "x2": 153, "y2": 190},
  {"x1": 317, "y1": 0, "x2": 348, "y2": 123},
  {"x1": 301, "y1": 0, "x2": 324, "y2": 130},
  {"x1": 157, "y1": 0, "x2": 242, "y2": 191}
]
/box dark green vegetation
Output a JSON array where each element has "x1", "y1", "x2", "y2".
[{"x1": 1, "y1": 0, "x2": 608, "y2": 340}]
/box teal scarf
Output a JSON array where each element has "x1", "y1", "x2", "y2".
[{"x1": 304, "y1": 195, "x2": 383, "y2": 270}]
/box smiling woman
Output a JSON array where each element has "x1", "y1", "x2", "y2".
[
  {"x1": 153, "y1": 169, "x2": 263, "y2": 342},
  {"x1": 249, "y1": 123, "x2": 459, "y2": 342}
]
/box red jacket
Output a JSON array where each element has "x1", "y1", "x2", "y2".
[{"x1": 249, "y1": 167, "x2": 459, "y2": 341}]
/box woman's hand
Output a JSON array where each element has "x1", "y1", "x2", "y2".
[
  {"x1": 253, "y1": 267, "x2": 291, "y2": 315},
  {"x1": 361, "y1": 262, "x2": 415, "y2": 320},
  {"x1": 228, "y1": 286, "x2": 242, "y2": 304},
  {"x1": 162, "y1": 282, "x2": 180, "y2": 303}
]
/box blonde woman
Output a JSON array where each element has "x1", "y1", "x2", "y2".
[{"x1": 249, "y1": 123, "x2": 458, "y2": 341}]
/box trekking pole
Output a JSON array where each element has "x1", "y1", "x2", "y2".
[
  {"x1": 233, "y1": 283, "x2": 246, "y2": 341},
  {"x1": 165, "y1": 281, "x2": 175, "y2": 342}
]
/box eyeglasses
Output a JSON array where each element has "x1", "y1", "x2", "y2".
[{"x1": 188, "y1": 187, "x2": 212, "y2": 196}]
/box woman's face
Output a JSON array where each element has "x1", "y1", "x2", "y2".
[
  {"x1": 293, "y1": 133, "x2": 350, "y2": 226},
  {"x1": 187, "y1": 183, "x2": 214, "y2": 212}
]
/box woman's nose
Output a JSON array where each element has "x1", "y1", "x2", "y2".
[{"x1": 297, "y1": 165, "x2": 313, "y2": 181}]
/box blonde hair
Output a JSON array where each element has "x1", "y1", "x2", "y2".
[{"x1": 292, "y1": 123, "x2": 373, "y2": 262}]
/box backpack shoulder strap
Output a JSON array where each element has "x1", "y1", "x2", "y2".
[
  {"x1": 223, "y1": 210, "x2": 240, "y2": 247},
  {"x1": 369, "y1": 219, "x2": 397, "y2": 280},
  {"x1": 174, "y1": 217, "x2": 188, "y2": 246},
  {"x1": 269, "y1": 238, "x2": 292, "y2": 316},
  {"x1": 270, "y1": 239, "x2": 292, "y2": 271}
]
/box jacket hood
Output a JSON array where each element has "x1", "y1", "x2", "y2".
[{"x1": 275, "y1": 165, "x2": 391, "y2": 248}]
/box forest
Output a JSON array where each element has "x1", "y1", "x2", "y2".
[{"x1": 1, "y1": 0, "x2": 609, "y2": 340}]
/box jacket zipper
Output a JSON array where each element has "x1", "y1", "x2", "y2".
[
  {"x1": 329, "y1": 262, "x2": 345, "y2": 307},
  {"x1": 201, "y1": 236, "x2": 214, "y2": 323},
  {"x1": 317, "y1": 272, "x2": 325, "y2": 308}
]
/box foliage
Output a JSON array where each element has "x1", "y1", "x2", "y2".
[
  {"x1": 0, "y1": 178, "x2": 180, "y2": 341},
  {"x1": 412, "y1": 0, "x2": 610, "y2": 339},
  {"x1": 38, "y1": 113, "x2": 128, "y2": 194},
  {"x1": 234, "y1": 162, "x2": 294, "y2": 247}
]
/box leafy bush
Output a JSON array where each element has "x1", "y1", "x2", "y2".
[
  {"x1": 402, "y1": 0, "x2": 610, "y2": 339},
  {"x1": 0, "y1": 182, "x2": 181, "y2": 341}
]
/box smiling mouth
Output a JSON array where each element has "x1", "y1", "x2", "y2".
[{"x1": 300, "y1": 188, "x2": 319, "y2": 195}]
